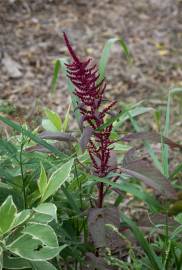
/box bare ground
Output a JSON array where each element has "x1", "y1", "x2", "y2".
[{"x1": 0, "y1": 0, "x2": 182, "y2": 132}]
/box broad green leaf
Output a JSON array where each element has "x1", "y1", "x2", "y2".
[
  {"x1": 98, "y1": 37, "x2": 129, "y2": 83},
  {"x1": 0, "y1": 246, "x2": 2, "y2": 270},
  {"x1": 121, "y1": 214, "x2": 162, "y2": 270},
  {"x1": 37, "y1": 164, "x2": 48, "y2": 198},
  {"x1": 31, "y1": 261, "x2": 57, "y2": 270},
  {"x1": 44, "y1": 108, "x2": 62, "y2": 131},
  {"x1": 33, "y1": 203, "x2": 57, "y2": 222},
  {"x1": 11, "y1": 209, "x2": 31, "y2": 229},
  {"x1": 22, "y1": 222, "x2": 58, "y2": 247},
  {"x1": 7, "y1": 234, "x2": 61, "y2": 261},
  {"x1": 0, "y1": 196, "x2": 17, "y2": 235},
  {"x1": 0, "y1": 187, "x2": 24, "y2": 210},
  {"x1": 3, "y1": 256, "x2": 30, "y2": 269},
  {"x1": 42, "y1": 119, "x2": 58, "y2": 132},
  {"x1": 41, "y1": 159, "x2": 74, "y2": 202},
  {"x1": 30, "y1": 212, "x2": 53, "y2": 224}
]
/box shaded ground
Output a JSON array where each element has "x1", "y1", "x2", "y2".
[{"x1": 0, "y1": 0, "x2": 182, "y2": 127}]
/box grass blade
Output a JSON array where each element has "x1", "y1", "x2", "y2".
[
  {"x1": 0, "y1": 115, "x2": 66, "y2": 158},
  {"x1": 121, "y1": 214, "x2": 162, "y2": 270},
  {"x1": 98, "y1": 37, "x2": 129, "y2": 83},
  {"x1": 91, "y1": 175, "x2": 161, "y2": 212}
]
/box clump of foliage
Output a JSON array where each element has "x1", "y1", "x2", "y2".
[{"x1": 0, "y1": 32, "x2": 181, "y2": 270}]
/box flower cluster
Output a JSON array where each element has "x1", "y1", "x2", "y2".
[{"x1": 63, "y1": 32, "x2": 116, "y2": 178}]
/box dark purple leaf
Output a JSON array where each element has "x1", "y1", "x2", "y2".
[
  {"x1": 39, "y1": 131, "x2": 77, "y2": 142},
  {"x1": 78, "y1": 115, "x2": 85, "y2": 131},
  {"x1": 122, "y1": 131, "x2": 182, "y2": 150},
  {"x1": 122, "y1": 159, "x2": 177, "y2": 199},
  {"x1": 88, "y1": 207, "x2": 123, "y2": 250},
  {"x1": 80, "y1": 127, "x2": 93, "y2": 152}
]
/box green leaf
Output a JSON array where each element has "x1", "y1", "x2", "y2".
[
  {"x1": 98, "y1": 37, "x2": 129, "y2": 83},
  {"x1": 0, "y1": 187, "x2": 24, "y2": 210},
  {"x1": 42, "y1": 119, "x2": 58, "y2": 132},
  {"x1": 30, "y1": 213, "x2": 53, "y2": 224},
  {"x1": 11, "y1": 209, "x2": 31, "y2": 229},
  {"x1": 0, "y1": 246, "x2": 3, "y2": 270},
  {"x1": 30, "y1": 212, "x2": 53, "y2": 224},
  {"x1": 33, "y1": 203, "x2": 57, "y2": 222},
  {"x1": 7, "y1": 234, "x2": 61, "y2": 261},
  {"x1": 44, "y1": 108, "x2": 62, "y2": 131},
  {"x1": 0, "y1": 196, "x2": 17, "y2": 235},
  {"x1": 31, "y1": 261, "x2": 58, "y2": 270},
  {"x1": 22, "y1": 222, "x2": 58, "y2": 247},
  {"x1": 38, "y1": 164, "x2": 48, "y2": 198},
  {"x1": 41, "y1": 159, "x2": 74, "y2": 202},
  {"x1": 121, "y1": 214, "x2": 162, "y2": 270},
  {"x1": 3, "y1": 256, "x2": 30, "y2": 269}
]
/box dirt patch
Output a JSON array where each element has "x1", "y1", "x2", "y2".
[{"x1": 0, "y1": 0, "x2": 182, "y2": 125}]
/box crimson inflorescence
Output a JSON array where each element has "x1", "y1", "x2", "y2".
[{"x1": 63, "y1": 32, "x2": 116, "y2": 177}]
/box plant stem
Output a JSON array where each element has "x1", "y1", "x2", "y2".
[
  {"x1": 98, "y1": 182, "x2": 104, "y2": 208},
  {"x1": 19, "y1": 142, "x2": 26, "y2": 209}
]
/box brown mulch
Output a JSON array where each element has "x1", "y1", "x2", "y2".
[{"x1": 0, "y1": 0, "x2": 182, "y2": 128}]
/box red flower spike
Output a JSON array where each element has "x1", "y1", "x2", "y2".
[{"x1": 63, "y1": 32, "x2": 116, "y2": 180}]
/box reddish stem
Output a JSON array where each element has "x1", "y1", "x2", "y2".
[{"x1": 97, "y1": 182, "x2": 104, "y2": 208}]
